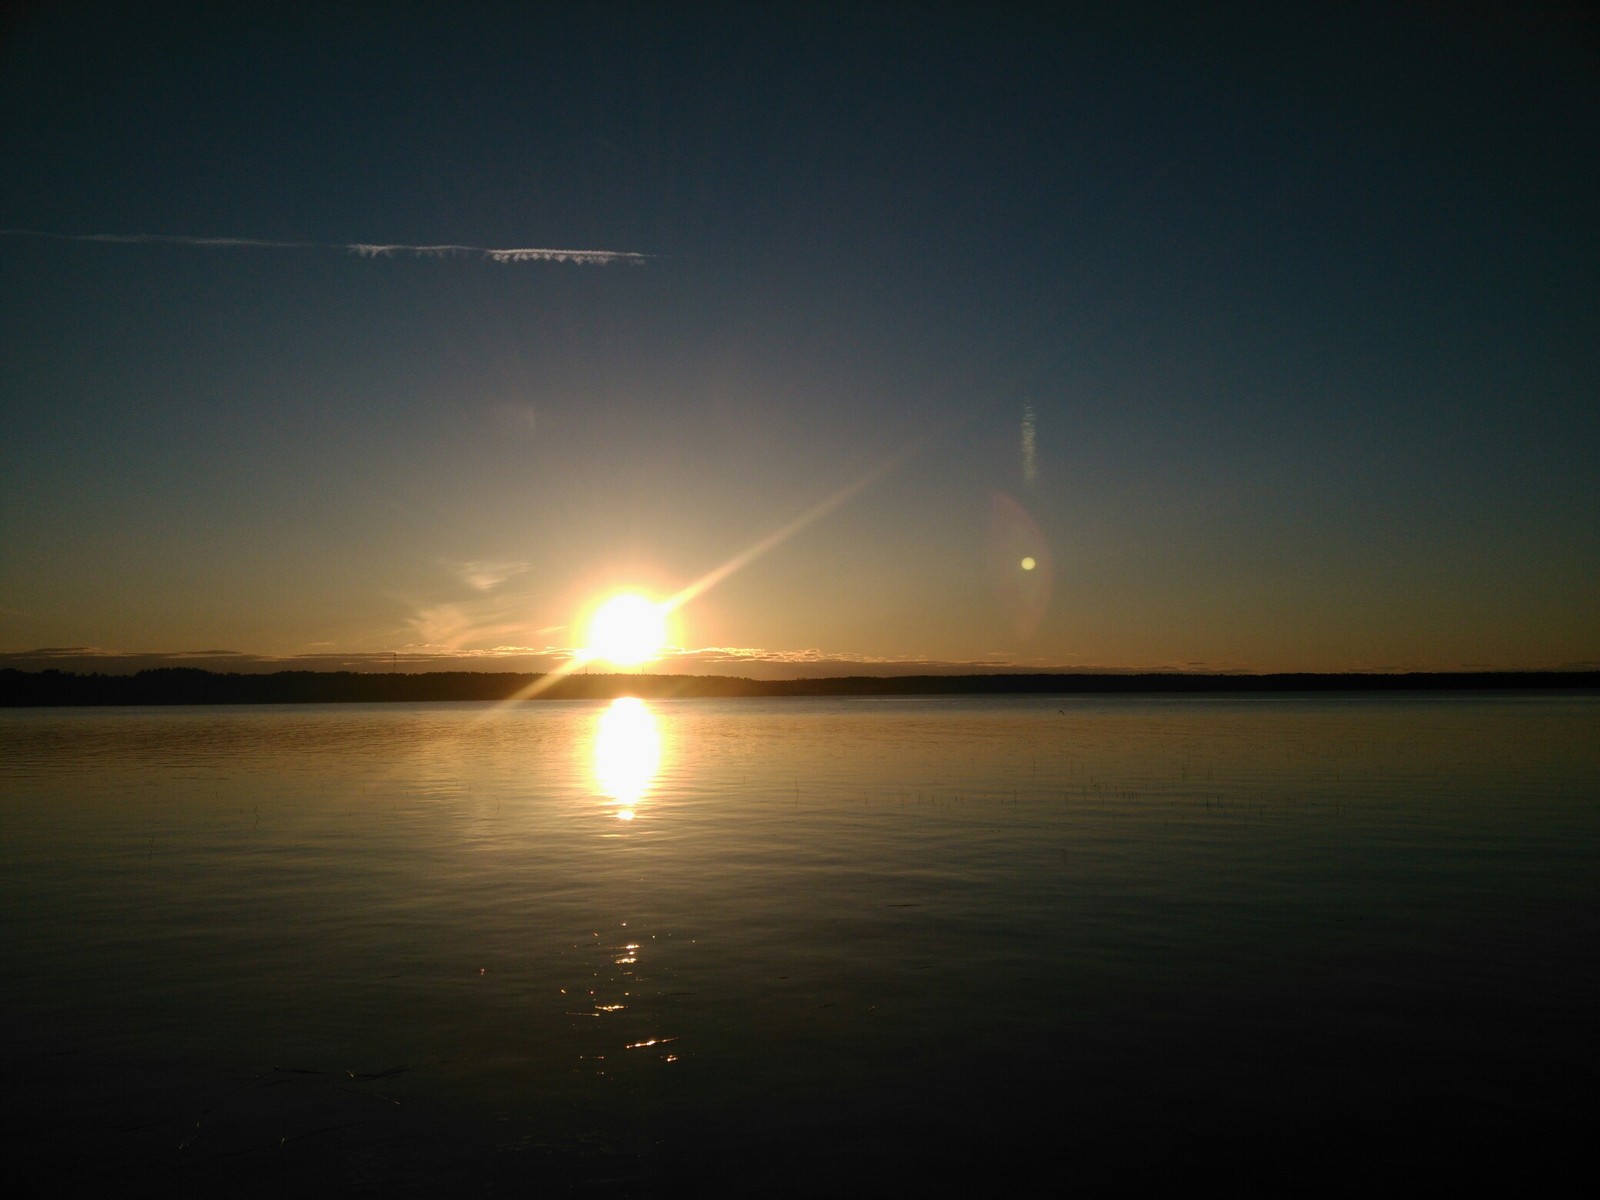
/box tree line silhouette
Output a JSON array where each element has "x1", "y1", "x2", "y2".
[{"x1": 2, "y1": 666, "x2": 1594, "y2": 707}]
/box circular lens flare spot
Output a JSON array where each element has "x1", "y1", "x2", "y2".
[{"x1": 989, "y1": 492, "x2": 1053, "y2": 640}]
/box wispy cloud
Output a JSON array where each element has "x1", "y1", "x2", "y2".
[
  {"x1": 450, "y1": 559, "x2": 530, "y2": 592},
  {"x1": 0, "y1": 229, "x2": 650, "y2": 265},
  {"x1": 403, "y1": 599, "x2": 555, "y2": 652},
  {"x1": 351, "y1": 244, "x2": 644, "y2": 264},
  {"x1": 11, "y1": 645, "x2": 1563, "y2": 678}
]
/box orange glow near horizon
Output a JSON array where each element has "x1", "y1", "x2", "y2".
[{"x1": 493, "y1": 433, "x2": 939, "y2": 709}]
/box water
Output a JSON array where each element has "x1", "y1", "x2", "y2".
[{"x1": 2, "y1": 694, "x2": 1596, "y2": 1194}]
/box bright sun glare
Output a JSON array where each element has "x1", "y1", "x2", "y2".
[{"x1": 586, "y1": 593, "x2": 668, "y2": 667}]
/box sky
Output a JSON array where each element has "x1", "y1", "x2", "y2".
[{"x1": 2, "y1": 2, "x2": 1596, "y2": 676}]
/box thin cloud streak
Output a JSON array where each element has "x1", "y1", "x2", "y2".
[
  {"x1": 0, "y1": 645, "x2": 1263, "y2": 678},
  {"x1": 0, "y1": 228, "x2": 650, "y2": 264},
  {"x1": 451, "y1": 559, "x2": 530, "y2": 592}
]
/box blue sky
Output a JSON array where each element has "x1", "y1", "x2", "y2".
[{"x1": 2, "y1": 3, "x2": 1595, "y2": 674}]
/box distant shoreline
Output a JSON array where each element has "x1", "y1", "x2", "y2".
[{"x1": 2, "y1": 667, "x2": 1596, "y2": 707}]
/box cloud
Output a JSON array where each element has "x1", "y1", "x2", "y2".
[
  {"x1": 403, "y1": 599, "x2": 547, "y2": 652},
  {"x1": 0, "y1": 647, "x2": 569, "y2": 674},
  {"x1": 680, "y1": 646, "x2": 884, "y2": 664},
  {"x1": 0, "y1": 229, "x2": 649, "y2": 265},
  {"x1": 0, "y1": 643, "x2": 1121, "y2": 678},
  {"x1": 451, "y1": 559, "x2": 530, "y2": 592},
  {"x1": 399, "y1": 574, "x2": 572, "y2": 655},
  {"x1": 0, "y1": 639, "x2": 1218, "y2": 678},
  {"x1": 652, "y1": 646, "x2": 1066, "y2": 677},
  {"x1": 11, "y1": 644, "x2": 1578, "y2": 679},
  {"x1": 350, "y1": 244, "x2": 646, "y2": 265}
]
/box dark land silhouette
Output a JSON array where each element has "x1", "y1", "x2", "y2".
[{"x1": 2, "y1": 666, "x2": 1595, "y2": 707}]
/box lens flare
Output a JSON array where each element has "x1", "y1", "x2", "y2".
[{"x1": 990, "y1": 493, "x2": 1053, "y2": 639}]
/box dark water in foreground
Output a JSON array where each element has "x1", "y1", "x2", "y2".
[{"x1": 2, "y1": 694, "x2": 1596, "y2": 1195}]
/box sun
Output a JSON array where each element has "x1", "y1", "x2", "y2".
[{"x1": 585, "y1": 593, "x2": 668, "y2": 667}]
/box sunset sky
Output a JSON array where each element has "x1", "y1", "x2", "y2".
[{"x1": 2, "y1": 4, "x2": 1595, "y2": 676}]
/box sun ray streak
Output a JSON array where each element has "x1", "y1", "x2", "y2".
[
  {"x1": 663, "y1": 433, "x2": 935, "y2": 616},
  {"x1": 486, "y1": 428, "x2": 946, "y2": 713}
]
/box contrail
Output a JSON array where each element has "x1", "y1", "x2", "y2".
[{"x1": 0, "y1": 228, "x2": 650, "y2": 264}]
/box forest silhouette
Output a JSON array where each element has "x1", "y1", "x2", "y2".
[{"x1": 3, "y1": 667, "x2": 1594, "y2": 707}]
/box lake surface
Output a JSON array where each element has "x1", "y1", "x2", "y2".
[{"x1": 3, "y1": 694, "x2": 1596, "y2": 1195}]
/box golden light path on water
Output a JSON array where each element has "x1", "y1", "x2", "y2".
[{"x1": 592, "y1": 697, "x2": 661, "y2": 821}]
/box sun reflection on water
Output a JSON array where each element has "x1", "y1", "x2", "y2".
[{"x1": 592, "y1": 697, "x2": 660, "y2": 819}]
